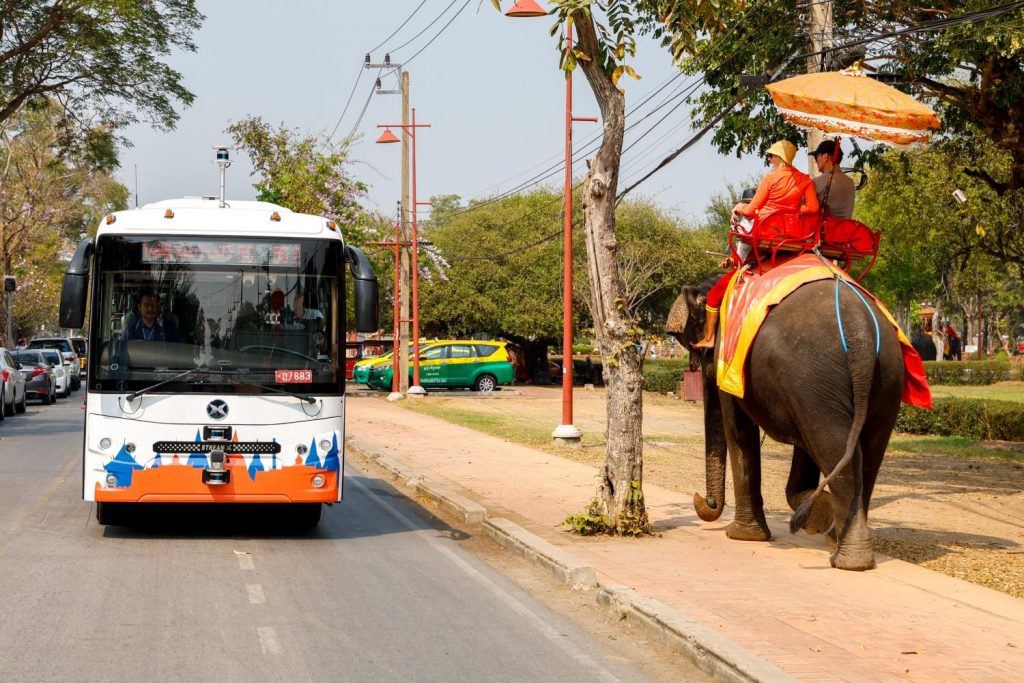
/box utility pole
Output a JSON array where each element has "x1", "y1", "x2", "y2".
[
  {"x1": 367, "y1": 55, "x2": 411, "y2": 394},
  {"x1": 806, "y1": 0, "x2": 833, "y2": 176}
]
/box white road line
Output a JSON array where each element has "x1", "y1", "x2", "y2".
[
  {"x1": 257, "y1": 626, "x2": 282, "y2": 655},
  {"x1": 346, "y1": 473, "x2": 620, "y2": 683},
  {"x1": 247, "y1": 584, "x2": 266, "y2": 604},
  {"x1": 237, "y1": 554, "x2": 255, "y2": 571}
]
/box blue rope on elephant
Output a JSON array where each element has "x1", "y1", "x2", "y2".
[{"x1": 815, "y1": 249, "x2": 881, "y2": 356}]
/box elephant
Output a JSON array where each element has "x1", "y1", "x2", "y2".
[{"x1": 666, "y1": 274, "x2": 905, "y2": 570}]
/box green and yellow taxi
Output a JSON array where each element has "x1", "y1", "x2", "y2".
[{"x1": 366, "y1": 340, "x2": 514, "y2": 392}]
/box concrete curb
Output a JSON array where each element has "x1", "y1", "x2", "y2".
[
  {"x1": 598, "y1": 586, "x2": 796, "y2": 683},
  {"x1": 416, "y1": 481, "x2": 488, "y2": 526},
  {"x1": 483, "y1": 518, "x2": 597, "y2": 590},
  {"x1": 347, "y1": 434, "x2": 786, "y2": 682}
]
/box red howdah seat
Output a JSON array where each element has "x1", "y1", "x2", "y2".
[
  {"x1": 818, "y1": 216, "x2": 881, "y2": 279},
  {"x1": 729, "y1": 211, "x2": 821, "y2": 272}
]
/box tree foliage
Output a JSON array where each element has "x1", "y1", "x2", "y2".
[
  {"x1": 226, "y1": 117, "x2": 371, "y2": 241},
  {"x1": 636, "y1": 1, "x2": 1024, "y2": 187},
  {"x1": 0, "y1": 1, "x2": 202, "y2": 153},
  {"x1": 0, "y1": 99, "x2": 128, "y2": 339}
]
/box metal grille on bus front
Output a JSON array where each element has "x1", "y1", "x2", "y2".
[{"x1": 151, "y1": 441, "x2": 282, "y2": 454}]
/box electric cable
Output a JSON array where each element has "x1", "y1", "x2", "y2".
[{"x1": 402, "y1": 0, "x2": 473, "y2": 67}]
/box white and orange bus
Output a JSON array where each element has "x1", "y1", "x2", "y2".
[{"x1": 59, "y1": 186, "x2": 378, "y2": 527}]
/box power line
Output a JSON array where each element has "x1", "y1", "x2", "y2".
[
  {"x1": 367, "y1": 0, "x2": 429, "y2": 55},
  {"x1": 402, "y1": 0, "x2": 472, "y2": 67},
  {"x1": 388, "y1": 0, "x2": 460, "y2": 54}
]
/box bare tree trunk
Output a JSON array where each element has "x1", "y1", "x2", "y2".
[{"x1": 574, "y1": 15, "x2": 648, "y2": 534}]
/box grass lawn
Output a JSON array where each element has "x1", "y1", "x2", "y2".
[
  {"x1": 929, "y1": 381, "x2": 1024, "y2": 403},
  {"x1": 887, "y1": 435, "x2": 1024, "y2": 460}
]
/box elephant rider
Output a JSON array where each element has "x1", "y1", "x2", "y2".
[
  {"x1": 693, "y1": 140, "x2": 819, "y2": 349},
  {"x1": 810, "y1": 139, "x2": 855, "y2": 219}
]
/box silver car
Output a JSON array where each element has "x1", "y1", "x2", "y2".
[
  {"x1": 0, "y1": 349, "x2": 27, "y2": 416},
  {"x1": 37, "y1": 349, "x2": 69, "y2": 398}
]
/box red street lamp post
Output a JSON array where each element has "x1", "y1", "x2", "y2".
[
  {"x1": 376, "y1": 111, "x2": 431, "y2": 394},
  {"x1": 368, "y1": 214, "x2": 412, "y2": 396},
  {"x1": 506, "y1": 1, "x2": 596, "y2": 444}
]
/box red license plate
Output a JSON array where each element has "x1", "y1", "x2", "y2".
[{"x1": 275, "y1": 369, "x2": 312, "y2": 383}]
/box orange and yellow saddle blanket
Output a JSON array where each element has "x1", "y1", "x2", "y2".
[{"x1": 716, "y1": 253, "x2": 932, "y2": 408}]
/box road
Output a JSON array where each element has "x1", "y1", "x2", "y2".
[{"x1": 0, "y1": 396, "x2": 699, "y2": 682}]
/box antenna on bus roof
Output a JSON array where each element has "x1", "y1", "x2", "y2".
[{"x1": 213, "y1": 146, "x2": 231, "y2": 208}]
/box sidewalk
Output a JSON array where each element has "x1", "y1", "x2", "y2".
[{"x1": 346, "y1": 396, "x2": 1024, "y2": 682}]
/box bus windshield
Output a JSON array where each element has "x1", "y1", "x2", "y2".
[{"x1": 90, "y1": 235, "x2": 344, "y2": 393}]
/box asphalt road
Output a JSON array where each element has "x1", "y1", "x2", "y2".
[{"x1": 0, "y1": 395, "x2": 674, "y2": 682}]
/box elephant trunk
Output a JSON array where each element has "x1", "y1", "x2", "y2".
[{"x1": 694, "y1": 359, "x2": 727, "y2": 522}]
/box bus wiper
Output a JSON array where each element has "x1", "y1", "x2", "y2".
[
  {"x1": 125, "y1": 367, "x2": 237, "y2": 401},
  {"x1": 252, "y1": 382, "x2": 316, "y2": 404}
]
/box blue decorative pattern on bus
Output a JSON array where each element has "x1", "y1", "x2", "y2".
[
  {"x1": 248, "y1": 452, "x2": 265, "y2": 480},
  {"x1": 322, "y1": 434, "x2": 340, "y2": 472},
  {"x1": 104, "y1": 442, "x2": 144, "y2": 487},
  {"x1": 305, "y1": 439, "x2": 321, "y2": 469},
  {"x1": 188, "y1": 429, "x2": 207, "y2": 468}
]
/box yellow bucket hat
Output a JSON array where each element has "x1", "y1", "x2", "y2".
[{"x1": 765, "y1": 140, "x2": 797, "y2": 165}]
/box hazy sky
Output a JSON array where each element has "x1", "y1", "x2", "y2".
[{"x1": 116, "y1": 1, "x2": 768, "y2": 223}]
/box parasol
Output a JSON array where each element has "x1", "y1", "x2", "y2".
[{"x1": 765, "y1": 66, "x2": 940, "y2": 146}]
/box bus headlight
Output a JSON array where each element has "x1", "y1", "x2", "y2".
[
  {"x1": 99, "y1": 437, "x2": 112, "y2": 450},
  {"x1": 125, "y1": 443, "x2": 136, "y2": 454},
  {"x1": 312, "y1": 474, "x2": 325, "y2": 488},
  {"x1": 105, "y1": 474, "x2": 118, "y2": 486},
  {"x1": 319, "y1": 439, "x2": 331, "y2": 452},
  {"x1": 296, "y1": 443, "x2": 308, "y2": 456}
]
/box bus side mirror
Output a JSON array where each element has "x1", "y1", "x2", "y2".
[
  {"x1": 345, "y1": 245, "x2": 379, "y2": 333},
  {"x1": 60, "y1": 238, "x2": 94, "y2": 330}
]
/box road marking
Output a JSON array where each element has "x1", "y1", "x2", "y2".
[
  {"x1": 347, "y1": 473, "x2": 620, "y2": 683},
  {"x1": 247, "y1": 584, "x2": 266, "y2": 604},
  {"x1": 257, "y1": 626, "x2": 282, "y2": 655}
]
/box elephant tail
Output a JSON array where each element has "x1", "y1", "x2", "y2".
[{"x1": 790, "y1": 285, "x2": 875, "y2": 534}]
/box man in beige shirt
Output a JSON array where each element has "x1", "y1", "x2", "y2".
[{"x1": 810, "y1": 140, "x2": 856, "y2": 218}]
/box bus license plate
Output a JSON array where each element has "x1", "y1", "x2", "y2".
[{"x1": 275, "y1": 369, "x2": 312, "y2": 383}]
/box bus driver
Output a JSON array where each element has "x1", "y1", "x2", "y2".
[{"x1": 122, "y1": 289, "x2": 181, "y2": 342}]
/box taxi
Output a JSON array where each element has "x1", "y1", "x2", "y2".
[{"x1": 366, "y1": 340, "x2": 514, "y2": 392}]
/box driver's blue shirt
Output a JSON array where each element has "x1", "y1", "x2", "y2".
[{"x1": 122, "y1": 318, "x2": 180, "y2": 342}]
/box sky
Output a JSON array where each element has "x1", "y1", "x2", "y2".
[{"x1": 116, "y1": 1, "x2": 768, "y2": 224}]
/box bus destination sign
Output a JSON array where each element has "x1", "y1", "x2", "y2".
[{"x1": 142, "y1": 240, "x2": 302, "y2": 267}]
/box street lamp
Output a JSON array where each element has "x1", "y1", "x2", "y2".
[
  {"x1": 506, "y1": 1, "x2": 596, "y2": 445},
  {"x1": 377, "y1": 109, "x2": 431, "y2": 395}
]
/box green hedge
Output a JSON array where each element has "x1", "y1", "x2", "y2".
[
  {"x1": 897, "y1": 398, "x2": 1024, "y2": 441},
  {"x1": 642, "y1": 359, "x2": 689, "y2": 394},
  {"x1": 922, "y1": 360, "x2": 1010, "y2": 386}
]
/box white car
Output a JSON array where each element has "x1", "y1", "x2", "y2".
[
  {"x1": 0, "y1": 349, "x2": 28, "y2": 416},
  {"x1": 37, "y1": 350, "x2": 69, "y2": 398}
]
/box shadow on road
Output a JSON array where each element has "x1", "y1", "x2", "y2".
[{"x1": 100, "y1": 474, "x2": 472, "y2": 543}]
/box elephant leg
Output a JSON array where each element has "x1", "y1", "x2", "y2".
[
  {"x1": 857, "y1": 417, "x2": 894, "y2": 514},
  {"x1": 820, "y1": 442, "x2": 873, "y2": 571},
  {"x1": 722, "y1": 398, "x2": 770, "y2": 542},
  {"x1": 786, "y1": 446, "x2": 833, "y2": 536}
]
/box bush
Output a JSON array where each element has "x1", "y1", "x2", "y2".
[
  {"x1": 642, "y1": 359, "x2": 688, "y2": 393},
  {"x1": 572, "y1": 343, "x2": 594, "y2": 355},
  {"x1": 923, "y1": 360, "x2": 1010, "y2": 386},
  {"x1": 896, "y1": 398, "x2": 1024, "y2": 442}
]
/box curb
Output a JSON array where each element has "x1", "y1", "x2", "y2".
[
  {"x1": 598, "y1": 586, "x2": 796, "y2": 683},
  {"x1": 484, "y1": 518, "x2": 597, "y2": 590},
  {"x1": 347, "y1": 434, "x2": 786, "y2": 682}
]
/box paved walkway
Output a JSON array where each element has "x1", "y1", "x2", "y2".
[{"x1": 347, "y1": 396, "x2": 1024, "y2": 682}]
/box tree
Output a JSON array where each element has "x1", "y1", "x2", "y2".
[
  {"x1": 227, "y1": 117, "x2": 371, "y2": 241},
  {"x1": 0, "y1": 99, "x2": 128, "y2": 341},
  {"x1": 0, "y1": 1, "x2": 202, "y2": 151},
  {"x1": 637, "y1": 1, "x2": 1024, "y2": 185}
]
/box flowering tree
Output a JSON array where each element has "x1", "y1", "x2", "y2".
[
  {"x1": 0, "y1": 100, "x2": 128, "y2": 339},
  {"x1": 226, "y1": 117, "x2": 371, "y2": 244}
]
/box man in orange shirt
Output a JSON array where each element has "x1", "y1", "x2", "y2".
[{"x1": 692, "y1": 140, "x2": 819, "y2": 349}]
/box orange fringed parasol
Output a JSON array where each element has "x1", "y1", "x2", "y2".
[{"x1": 765, "y1": 67, "x2": 940, "y2": 146}]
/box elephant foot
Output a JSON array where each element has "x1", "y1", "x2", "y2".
[
  {"x1": 726, "y1": 520, "x2": 771, "y2": 542},
  {"x1": 830, "y1": 547, "x2": 876, "y2": 571},
  {"x1": 798, "y1": 491, "x2": 834, "y2": 536}
]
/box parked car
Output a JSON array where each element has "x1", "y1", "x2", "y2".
[
  {"x1": 12, "y1": 351, "x2": 56, "y2": 404},
  {"x1": 26, "y1": 338, "x2": 80, "y2": 390},
  {"x1": 0, "y1": 349, "x2": 27, "y2": 416},
  {"x1": 37, "y1": 349, "x2": 69, "y2": 398},
  {"x1": 69, "y1": 336, "x2": 88, "y2": 373},
  {"x1": 353, "y1": 342, "x2": 427, "y2": 386},
  {"x1": 367, "y1": 340, "x2": 515, "y2": 392}
]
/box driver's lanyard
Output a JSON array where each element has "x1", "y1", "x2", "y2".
[{"x1": 141, "y1": 323, "x2": 157, "y2": 341}]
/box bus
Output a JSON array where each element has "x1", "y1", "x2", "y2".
[{"x1": 59, "y1": 192, "x2": 378, "y2": 527}]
